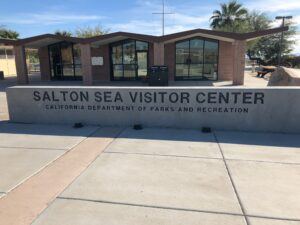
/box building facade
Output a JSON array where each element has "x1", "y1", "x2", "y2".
[
  {"x1": 0, "y1": 46, "x2": 16, "y2": 76},
  {"x1": 0, "y1": 27, "x2": 288, "y2": 85}
]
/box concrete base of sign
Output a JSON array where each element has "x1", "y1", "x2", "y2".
[{"x1": 6, "y1": 86, "x2": 300, "y2": 133}]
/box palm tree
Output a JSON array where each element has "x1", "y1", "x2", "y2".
[{"x1": 210, "y1": 0, "x2": 248, "y2": 32}]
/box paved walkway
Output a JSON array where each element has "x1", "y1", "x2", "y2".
[
  {"x1": 0, "y1": 124, "x2": 299, "y2": 225},
  {"x1": 0, "y1": 71, "x2": 269, "y2": 88}
]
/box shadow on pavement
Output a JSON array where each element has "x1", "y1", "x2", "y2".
[{"x1": 0, "y1": 121, "x2": 299, "y2": 148}]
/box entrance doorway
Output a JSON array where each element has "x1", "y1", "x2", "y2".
[
  {"x1": 48, "y1": 42, "x2": 82, "y2": 80},
  {"x1": 110, "y1": 39, "x2": 149, "y2": 81}
]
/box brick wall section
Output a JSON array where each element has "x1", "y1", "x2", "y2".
[
  {"x1": 218, "y1": 41, "x2": 234, "y2": 81},
  {"x1": 164, "y1": 42, "x2": 175, "y2": 81},
  {"x1": 232, "y1": 40, "x2": 246, "y2": 85},
  {"x1": 80, "y1": 44, "x2": 93, "y2": 85},
  {"x1": 38, "y1": 47, "x2": 51, "y2": 81},
  {"x1": 148, "y1": 43, "x2": 154, "y2": 67},
  {"x1": 91, "y1": 45, "x2": 110, "y2": 81},
  {"x1": 14, "y1": 45, "x2": 28, "y2": 84},
  {"x1": 153, "y1": 42, "x2": 164, "y2": 65}
]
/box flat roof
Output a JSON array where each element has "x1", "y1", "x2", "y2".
[{"x1": 0, "y1": 26, "x2": 289, "y2": 48}]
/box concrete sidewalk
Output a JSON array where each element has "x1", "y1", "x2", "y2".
[{"x1": 0, "y1": 124, "x2": 299, "y2": 225}]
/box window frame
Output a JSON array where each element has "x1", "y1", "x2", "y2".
[
  {"x1": 110, "y1": 39, "x2": 149, "y2": 81},
  {"x1": 174, "y1": 37, "x2": 219, "y2": 81},
  {"x1": 48, "y1": 41, "x2": 82, "y2": 80}
]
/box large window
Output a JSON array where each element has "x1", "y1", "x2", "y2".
[
  {"x1": 110, "y1": 39, "x2": 149, "y2": 81},
  {"x1": 48, "y1": 42, "x2": 82, "y2": 80},
  {"x1": 175, "y1": 38, "x2": 218, "y2": 80}
]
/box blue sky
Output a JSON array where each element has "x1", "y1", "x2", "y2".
[{"x1": 1, "y1": 0, "x2": 300, "y2": 53}]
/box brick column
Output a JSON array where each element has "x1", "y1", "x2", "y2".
[
  {"x1": 80, "y1": 44, "x2": 93, "y2": 85},
  {"x1": 154, "y1": 42, "x2": 164, "y2": 65},
  {"x1": 38, "y1": 47, "x2": 51, "y2": 81},
  {"x1": 232, "y1": 40, "x2": 246, "y2": 85},
  {"x1": 14, "y1": 45, "x2": 28, "y2": 84}
]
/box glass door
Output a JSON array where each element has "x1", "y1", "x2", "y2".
[
  {"x1": 175, "y1": 38, "x2": 219, "y2": 81},
  {"x1": 137, "y1": 51, "x2": 148, "y2": 78},
  {"x1": 49, "y1": 44, "x2": 63, "y2": 79},
  {"x1": 110, "y1": 39, "x2": 149, "y2": 81},
  {"x1": 48, "y1": 42, "x2": 82, "y2": 80},
  {"x1": 60, "y1": 42, "x2": 75, "y2": 79}
]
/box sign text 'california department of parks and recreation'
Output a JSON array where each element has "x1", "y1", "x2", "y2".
[
  {"x1": 7, "y1": 86, "x2": 300, "y2": 133},
  {"x1": 32, "y1": 90, "x2": 265, "y2": 113}
]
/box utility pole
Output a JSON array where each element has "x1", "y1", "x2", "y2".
[
  {"x1": 152, "y1": 0, "x2": 174, "y2": 36},
  {"x1": 275, "y1": 16, "x2": 292, "y2": 66}
]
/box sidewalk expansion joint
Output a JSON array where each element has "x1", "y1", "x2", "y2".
[
  {"x1": 57, "y1": 196, "x2": 244, "y2": 218},
  {"x1": 104, "y1": 151, "x2": 222, "y2": 160},
  {"x1": 247, "y1": 214, "x2": 300, "y2": 222},
  {"x1": 213, "y1": 131, "x2": 250, "y2": 225},
  {"x1": 226, "y1": 158, "x2": 300, "y2": 166}
]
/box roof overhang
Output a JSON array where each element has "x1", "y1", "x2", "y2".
[
  {"x1": 0, "y1": 26, "x2": 288, "y2": 48},
  {"x1": 17, "y1": 34, "x2": 82, "y2": 48},
  {"x1": 0, "y1": 38, "x2": 17, "y2": 46},
  {"x1": 160, "y1": 26, "x2": 289, "y2": 43},
  {"x1": 163, "y1": 32, "x2": 236, "y2": 43},
  {"x1": 241, "y1": 26, "x2": 289, "y2": 41},
  {"x1": 84, "y1": 32, "x2": 158, "y2": 47}
]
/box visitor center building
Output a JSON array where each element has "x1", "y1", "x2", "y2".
[{"x1": 0, "y1": 27, "x2": 288, "y2": 86}]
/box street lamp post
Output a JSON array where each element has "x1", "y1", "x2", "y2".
[{"x1": 275, "y1": 16, "x2": 292, "y2": 67}]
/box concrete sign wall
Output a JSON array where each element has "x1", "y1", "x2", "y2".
[{"x1": 6, "y1": 86, "x2": 300, "y2": 133}]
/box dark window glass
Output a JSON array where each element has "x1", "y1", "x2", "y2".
[
  {"x1": 49, "y1": 44, "x2": 62, "y2": 77},
  {"x1": 176, "y1": 64, "x2": 189, "y2": 77},
  {"x1": 189, "y1": 64, "x2": 203, "y2": 77},
  {"x1": 176, "y1": 41, "x2": 189, "y2": 64},
  {"x1": 60, "y1": 42, "x2": 74, "y2": 77},
  {"x1": 112, "y1": 45, "x2": 122, "y2": 64},
  {"x1": 175, "y1": 38, "x2": 218, "y2": 80},
  {"x1": 136, "y1": 41, "x2": 148, "y2": 50},
  {"x1": 124, "y1": 64, "x2": 136, "y2": 78},
  {"x1": 123, "y1": 41, "x2": 136, "y2": 64},
  {"x1": 110, "y1": 39, "x2": 149, "y2": 80},
  {"x1": 73, "y1": 44, "x2": 81, "y2": 65},
  {"x1": 203, "y1": 41, "x2": 218, "y2": 80},
  {"x1": 49, "y1": 42, "x2": 82, "y2": 79},
  {"x1": 113, "y1": 65, "x2": 123, "y2": 78},
  {"x1": 189, "y1": 39, "x2": 203, "y2": 64}
]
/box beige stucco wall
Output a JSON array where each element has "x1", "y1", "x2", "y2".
[{"x1": 0, "y1": 58, "x2": 16, "y2": 76}]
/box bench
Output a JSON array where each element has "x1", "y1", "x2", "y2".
[{"x1": 257, "y1": 66, "x2": 276, "y2": 78}]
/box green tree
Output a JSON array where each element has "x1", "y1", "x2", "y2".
[
  {"x1": 54, "y1": 30, "x2": 72, "y2": 37},
  {"x1": 75, "y1": 25, "x2": 109, "y2": 38},
  {"x1": 248, "y1": 22, "x2": 296, "y2": 64},
  {"x1": 210, "y1": 0, "x2": 248, "y2": 32},
  {"x1": 210, "y1": 1, "x2": 296, "y2": 65},
  {"x1": 245, "y1": 11, "x2": 271, "y2": 59},
  {"x1": 0, "y1": 26, "x2": 19, "y2": 39}
]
